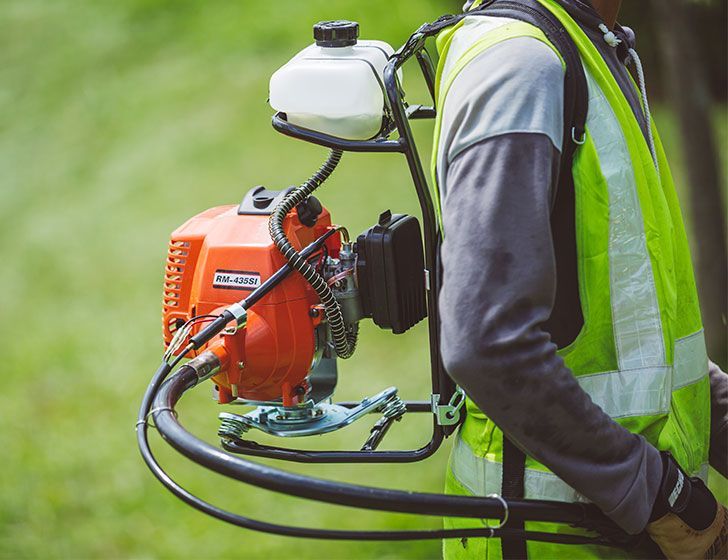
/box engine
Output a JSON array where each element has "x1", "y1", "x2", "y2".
[{"x1": 162, "y1": 185, "x2": 427, "y2": 411}]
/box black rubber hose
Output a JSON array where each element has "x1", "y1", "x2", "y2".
[
  {"x1": 148, "y1": 367, "x2": 622, "y2": 543},
  {"x1": 137, "y1": 364, "x2": 620, "y2": 544},
  {"x1": 267, "y1": 149, "x2": 358, "y2": 359}
]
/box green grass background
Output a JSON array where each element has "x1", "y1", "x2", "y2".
[{"x1": 0, "y1": 1, "x2": 725, "y2": 559}]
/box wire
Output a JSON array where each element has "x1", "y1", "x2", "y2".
[
  {"x1": 327, "y1": 268, "x2": 353, "y2": 287},
  {"x1": 627, "y1": 47, "x2": 659, "y2": 174},
  {"x1": 334, "y1": 226, "x2": 350, "y2": 243},
  {"x1": 164, "y1": 315, "x2": 218, "y2": 362},
  {"x1": 316, "y1": 245, "x2": 329, "y2": 274}
]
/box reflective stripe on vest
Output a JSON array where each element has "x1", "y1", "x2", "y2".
[
  {"x1": 451, "y1": 432, "x2": 710, "y2": 503},
  {"x1": 575, "y1": 329, "x2": 707, "y2": 418},
  {"x1": 586, "y1": 68, "x2": 666, "y2": 372}
]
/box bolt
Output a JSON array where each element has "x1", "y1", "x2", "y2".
[{"x1": 309, "y1": 308, "x2": 320, "y2": 318}]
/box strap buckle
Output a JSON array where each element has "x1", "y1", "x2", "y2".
[{"x1": 431, "y1": 386, "x2": 466, "y2": 426}]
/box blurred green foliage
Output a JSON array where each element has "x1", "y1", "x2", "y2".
[{"x1": 0, "y1": 1, "x2": 725, "y2": 559}]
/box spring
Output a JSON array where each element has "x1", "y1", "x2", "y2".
[
  {"x1": 218, "y1": 413, "x2": 250, "y2": 440},
  {"x1": 380, "y1": 395, "x2": 406, "y2": 419},
  {"x1": 268, "y1": 149, "x2": 358, "y2": 359}
]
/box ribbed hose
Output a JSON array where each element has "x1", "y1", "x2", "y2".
[{"x1": 268, "y1": 149, "x2": 358, "y2": 359}]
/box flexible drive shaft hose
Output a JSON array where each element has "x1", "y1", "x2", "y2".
[
  {"x1": 137, "y1": 364, "x2": 626, "y2": 546},
  {"x1": 268, "y1": 149, "x2": 358, "y2": 359}
]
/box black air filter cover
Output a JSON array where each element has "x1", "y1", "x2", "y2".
[{"x1": 356, "y1": 211, "x2": 427, "y2": 334}]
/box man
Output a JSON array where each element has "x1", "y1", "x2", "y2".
[{"x1": 432, "y1": 0, "x2": 728, "y2": 558}]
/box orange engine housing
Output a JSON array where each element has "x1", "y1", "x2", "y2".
[{"x1": 162, "y1": 203, "x2": 340, "y2": 404}]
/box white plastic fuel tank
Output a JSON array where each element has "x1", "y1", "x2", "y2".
[{"x1": 269, "y1": 20, "x2": 398, "y2": 141}]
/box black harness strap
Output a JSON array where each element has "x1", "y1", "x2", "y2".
[
  {"x1": 500, "y1": 437, "x2": 529, "y2": 559},
  {"x1": 415, "y1": 0, "x2": 588, "y2": 349}
]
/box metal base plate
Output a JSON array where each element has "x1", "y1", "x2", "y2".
[{"x1": 219, "y1": 386, "x2": 403, "y2": 439}]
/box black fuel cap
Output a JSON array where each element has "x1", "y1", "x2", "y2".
[{"x1": 313, "y1": 20, "x2": 359, "y2": 47}]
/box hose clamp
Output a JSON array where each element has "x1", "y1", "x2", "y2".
[
  {"x1": 227, "y1": 302, "x2": 248, "y2": 325},
  {"x1": 187, "y1": 352, "x2": 221, "y2": 383},
  {"x1": 136, "y1": 406, "x2": 178, "y2": 431}
]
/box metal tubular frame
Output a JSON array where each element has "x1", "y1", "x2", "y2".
[{"x1": 224, "y1": 34, "x2": 458, "y2": 464}]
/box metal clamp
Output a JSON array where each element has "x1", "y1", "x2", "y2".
[
  {"x1": 484, "y1": 494, "x2": 509, "y2": 530},
  {"x1": 222, "y1": 303, "x2": 248, "y2": 334},
  {"x1": 431, "y1": 386, "x2": 466, "y2": 426},
  {"x1": 136, "y1": 406, "x2": 178, "y2": 431},
  {"x1": 219, "y1": 387, "x2": 402, "y2": 439}
]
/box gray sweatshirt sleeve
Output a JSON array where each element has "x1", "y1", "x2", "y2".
[
  {"x1": 437, "y1": 37, "x2": 663, "y2": 534},
  {"x1": 709, "y1": 361, "x2": 728, "y2": 477}
]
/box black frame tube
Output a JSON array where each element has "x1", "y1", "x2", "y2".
[
  {"x1": 247, "y1": 33, "x2": 458, "y2": 463},
  {"x1": 136, "y1": 360, "x2": 640, "y2": 546},
  {"x1": 221, "y1": 401, "x2": 438, "y2": 464},
  {"x1": 153, "y1": 368, "x2": 617, "y2": 528}
]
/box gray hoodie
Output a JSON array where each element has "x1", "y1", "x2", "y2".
[{"x1": 438, "y1": 0, "x2": 728, "y2": 535}]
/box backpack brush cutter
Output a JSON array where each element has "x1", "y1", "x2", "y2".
[{"x1": 136, "y1": 15, "x2": 655, "y2": 552}]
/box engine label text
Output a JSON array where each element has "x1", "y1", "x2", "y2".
[{"x1": 212, "y1": 270, "x2": 261, "y2": 291}]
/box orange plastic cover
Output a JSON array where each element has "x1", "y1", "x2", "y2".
[{"x1": 162, "y1": 204, "x2": 339, "y2": 403}]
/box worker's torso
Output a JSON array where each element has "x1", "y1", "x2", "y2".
[{"x1": 432, "y1": 2, "x2": 711, "y2": 558}]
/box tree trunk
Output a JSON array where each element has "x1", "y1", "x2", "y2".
[{"x1": 651, "y1": 0, "x2": 727, "y2": 368}]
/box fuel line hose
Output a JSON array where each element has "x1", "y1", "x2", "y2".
[{"x1": 268, "y1": 148, "x2": 358, "y2": 359}]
